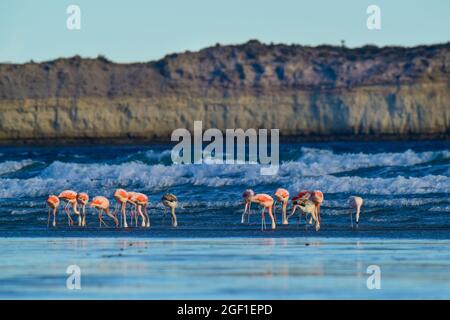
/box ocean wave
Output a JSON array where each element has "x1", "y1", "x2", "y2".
[
  {"x1": 289, "y1": 174, "x2": 450, "y2": 195},
  {"x1": 324, "y1": 197, "x2": 449, "y2": 209},
  {"x1": 0, "y1": 160, "x2": 35, "y2": 176},
  {"x1": 290, "y1": 147, "x2": 450, "y2": 176},
  {"x1": 0, "y1": 146, "x2": 448, "y2": 199},
  {"x1": 144, "y1": 149, "x2": 173, "y2": 161},
  {"x1": 0, "y1": 160, "x2": 448, "y2": 198},
  {"x1": 428, "y1": 206, "x2": 450, "y2": 213},
  {"x1": 117, "y1": 147, "x2": 449, "y2": 176}
]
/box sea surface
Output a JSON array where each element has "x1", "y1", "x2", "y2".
[{"x1": 0, "y1": 141, "x2": 449, "y2": 299}]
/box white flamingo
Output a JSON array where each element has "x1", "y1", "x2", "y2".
[
  {"x1": 349, "y1": 196, "x2": 363, "y2": 228},
  {"x1": 289, "y1": 196, "x2": 320, "y2": 231},
  {"x1": 162, "y1": 193, "x2": 178, "y2": 227}
]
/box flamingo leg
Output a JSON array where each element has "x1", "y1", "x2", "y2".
[
  {"x1": 144, "y1": 206, "x2": 150, "y2": 227},
  {"x1": 261, "y1": 207, "x2": 266, "y2": 231},
  {"x1": 52, "y1": 208, "x2": 57, "y2": 227},
  {"x1": 122, "y1": 202, "x2": 128, "y2": 228},
  {"x1": 47, "y1": 208, "x2": 51, "y2": 227},
  {"x1": 241, "y1": 203, "x2": 249, "y2": 224},
  {"x1": 71, "y1": 201, "x2": 81, "y2": 226},
  {"x1": 82, "y1": 205, "x2": 86, "y2": 227},
  {"x1": 268, "y1": 207, "x2": 276, "y2": 230},
  {"x1": 114, "y1": 203, "x2": 121, "y2": 227},
  {"x1": 64, "y1": 202, "x2": 74, "y2": 226},
  {"x1": 98, "y1": 209, "x2": 103, "y2": 227},
  {"x1": 350, "y1": 208, "x2": 353, "y2": 228},
  {"x1": 281, "y1": 201, "x2": 288, "y2": 225},
  {"x1": 105, "y1": 209, "x2": 119, "y2": 227},
  {"x1": 137, "y1": 205, "x2": 146, "y2": 227}
]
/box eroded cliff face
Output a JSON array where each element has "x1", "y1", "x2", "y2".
[{"x1": 0, "y1": 40, "x2": 449, "y2": 141}]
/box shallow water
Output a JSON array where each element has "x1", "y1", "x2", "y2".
[
  {"x1": 1, "y1": 237, "x2": 450, "y2": 299},
  {"x1": 0, "y1": 141, "x2": 449, "y2": 298}
]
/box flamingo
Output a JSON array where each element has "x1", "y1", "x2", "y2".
[
  {"x1": 90, "y1": 196, "x2": 118, "y2": 228},
  {"x1": 128, "y1": 192, "x2": 150, "y2": 227},
  {"x1": 289, "y1": 196, "x2": 320, "y2": 231},
  {"x1": 46, "y1": 195, "x2": 60, "y2": 227},
  {"x1": 297, "y1": 190, "x2": 324, "y2": 223},
  {"x1": 248, "y1": 193, "x2": 276, "y2": 231},
  {"x1": 241, "y1": 189, "x2": 255, "y2": 224},
  {"x1": 162, "y1": 193, "x2": 178, "y2": 227},
  {"x1": 274, "y1": 188, "x2": 289, "y2": 225},
  {"x1": 58, "y1": 190, "x2": 80, "y2": 226},
  {"x1": 76, "y1": 192, "x2": 89, "y2": 226},
  {"x1": 114, "y1": 189, "x2": 129, "y2": 228},
  {"x1": 349, "y1": 196, "x2": 363, "y2": 228}
]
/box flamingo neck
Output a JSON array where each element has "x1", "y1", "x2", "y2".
[{"x1": 72, "y1": 201, "x2": 80, "y2": 215}]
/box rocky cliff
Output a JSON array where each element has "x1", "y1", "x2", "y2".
[{"x1": 0, "y1": 40, "x2": 449, "y2": 142}]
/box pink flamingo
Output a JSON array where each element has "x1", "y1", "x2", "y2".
[
  {"x1": 46, "y1": 195, "x2": 60, "y2": 227},
  {"x1": 241, "y1": 189, "x2": 255, "y2": 224},
  {"x1": 128, "y1": 192, "x2": 150, "y2": 227},
  {"x1": 90, "y1": 196, "x2": 119, "y2": 228},
  {"x1": 247, "y1": 193, "x2": 276, "y2": 231},
  {"x1": 76, "y1": 192, "x2": 89, "y2": 226},
  {"x1": 114, "y1": 189, "x2": 129, "y2": 228},
  {"x1": 58, "y1": 190, "x2": 80, "y2": 226},
  {"x1": 274, "y1": 188, "x2": 290, "y2": 225},
  {"x1": 349, "y1": 196, "x2": 363, "y2": 228}
]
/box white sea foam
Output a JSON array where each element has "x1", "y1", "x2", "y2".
[
  {"x1": 428, "y1": 206, "x2": 450, "y2": 213},
  {"x1": 287, "y1": 148, "x2": 450, "y2": 176},
  {"x1": 135, "y1": 147, "x2": 449, "y2": 176},
  {"x1": 324, "y1": 197, "x2": 449, "y2": 209},
  {"x1": 0, "y1": 160, "x2": 448, "y2": 198},
  {"x1": 144, "y1": 149, "x2": 172, "y2": 161},
  {"x1": 289, "y1": 175, "x2": 450, "y2": 195},
  {"x1": 0, "y1": 160, "x2": 34, "y2": 175},
  {"x1": 0, "y1": 147, "x2": 448, "y2": 198}
]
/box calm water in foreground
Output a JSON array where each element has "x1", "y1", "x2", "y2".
[{"x1": 0, "y1": 141, "x2": 449, "y2": 299}]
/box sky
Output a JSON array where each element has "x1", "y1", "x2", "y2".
[{"x1": 1, "y1": 0, "x2": 449, "y2": 63}]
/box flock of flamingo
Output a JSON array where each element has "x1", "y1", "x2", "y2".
[
  {"x1": 242, "y1": 188, "x2": 363, "y2": 231},
  {"x1": 46, "y1": 190, "x2": 178, "y2": 228},
  {"x1": 45, "y1": 188, "x2": 364, "y2": 231}
]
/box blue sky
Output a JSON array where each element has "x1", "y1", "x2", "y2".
[{"x1": 1, "y1": 0, "x2": 449, "y2": 63}]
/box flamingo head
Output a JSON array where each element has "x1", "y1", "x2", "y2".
[
  {"x1": 242, "y1": 189, "x2": 255, "y2": 203},
  {"x1": 297, "y1": 190, "x2": 311, "y2": 201},
  {"x1": 46, "y1": 195, "x2": 60, "y2": 209},
  {"x1": 274, "y1": 188, "x2": 289, "y2": 203},
  {"x1": 77, "y1": 192, "x2": 89, "y2": 205},
  {"x1": 292, "y1": 195, "x2": 305, "y2": 206}
]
